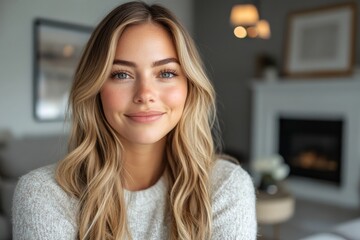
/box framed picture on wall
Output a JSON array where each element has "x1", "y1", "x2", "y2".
[
  {"x1": 283, "y1": 2, "x2": 356, "y2": 78},
  {"x1": 33, "y1": 18, "x2": 92, "y2": 121}
]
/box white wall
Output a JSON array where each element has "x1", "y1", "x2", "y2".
[{"x1": 0, "y1": 0, "x2": 193, "y2": 137}]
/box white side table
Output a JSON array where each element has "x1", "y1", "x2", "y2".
[{"x1": 257, "y1": 189, "x2": 295, "y2": 239}]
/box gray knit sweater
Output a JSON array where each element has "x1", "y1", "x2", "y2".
[{"x1": 12, "y1": 159, "x2": 256, "y2": 240}]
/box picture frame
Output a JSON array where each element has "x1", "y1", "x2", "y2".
[
  {"x1": 283, "y1": 3, "x2": 356, "y2": 78},
  {"x1": 33, "y1": 18, "x2": 92, "y2": 121}
]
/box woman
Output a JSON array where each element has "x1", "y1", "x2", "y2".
[{"x1": 13, "y1": 1, "x2": 256, "y2": 239}]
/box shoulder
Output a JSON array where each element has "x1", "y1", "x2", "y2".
[
  {"x1": 15, "y1": 164, "x2": 59, "y2": 195},
  {"x1": 211, "y1": 159, "x2": 254, "y2": 194},
  {"x1": 210, "y1": 159, "x2": 257, "y2": 239},
  {"x1": 13, "y1": 163, "x2": 74, "y2": 210},
  {"x1": 13, "y1": 164, "x2": 78, "y2": 239}
]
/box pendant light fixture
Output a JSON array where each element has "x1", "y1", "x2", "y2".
[{"x1": 230, "y1": 0, "x2": 271, "y2": 39}]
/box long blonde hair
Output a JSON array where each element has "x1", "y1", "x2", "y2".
[{"x1": 56, "y1": 2, "x2": 218, "y2": 239}]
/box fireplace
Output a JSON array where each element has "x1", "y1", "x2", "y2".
[
  {"x1": 251, "y1": 77, "x2": 360, "y2": 208},
  {"x1": 278, "y1": 117, "x2": 343, "y2": 185}
]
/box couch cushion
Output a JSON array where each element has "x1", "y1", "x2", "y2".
[
  {"x1": 0, "y1": 134, "x2": 68, "y2": 178},
  {"x1": 0, "y1": 178, "x2": 17, "y2": 218},
  {"x1": 334, "y1": 218, "x2": 360, "y2": 239},
  {"x1": 0, "y1": 213, "x2": 11, "y2": 240},
  {"x1": 301, "y1": 233, "x2": 346, "y2": 240}
]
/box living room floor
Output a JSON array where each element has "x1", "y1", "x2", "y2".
[{"x1": 258, "y1": 197, "x2": 360, "y2": 240}]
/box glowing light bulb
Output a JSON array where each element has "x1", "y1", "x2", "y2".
[{"x1": 234, "y1": 26, "x2": 247, "y2": 38}]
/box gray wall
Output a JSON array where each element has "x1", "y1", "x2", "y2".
[
  {"x1": 0, "y1": 0, "x2": 193, "y2": 137},
  {"x1": 194, "y1": 0, "x2": 360, "y2": 159}
]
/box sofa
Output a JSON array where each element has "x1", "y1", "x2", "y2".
[
  {"x1": 300, "y1": 218, "x2": 360, "y2": 240},
  {"x1": 0, "y1": 134, "x2": 67, "y2": 240}
]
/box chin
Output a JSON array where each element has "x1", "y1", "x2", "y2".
[
  {"x1": 122, "y1": 134, "x2": 167, "y2": 146},
  {"x1": 138, "y1": 136, "x2": 166, "y2": 145}
]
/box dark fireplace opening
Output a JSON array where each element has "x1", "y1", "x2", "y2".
[{"x1": 278, "y1": 117, "x2": 343, "y2": 185}]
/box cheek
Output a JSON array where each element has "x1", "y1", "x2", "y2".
[
  {"x1": 100, "y1": 84, "x2": 127, "y2": 113},
  {"x1": 164, "y1": 85, "x2": 188, "y2": 109}
]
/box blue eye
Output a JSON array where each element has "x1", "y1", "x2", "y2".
[
  {"x1": 110, "y1": 71, "x2": 131, "y2": 80},
  {"x1": 160, "y1": 70, "x2": 177, "y2": 78},
  {"x1": 161, "y1": 72, "x2": 174, "y2": 78}
]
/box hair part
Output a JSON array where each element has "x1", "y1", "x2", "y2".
[{"x1": 56, "y1": 1, "x2": 219, "y2": 239}]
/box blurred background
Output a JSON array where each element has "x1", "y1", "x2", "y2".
[{"x1": 1, "y1": 0, "x2": 360, "y2": 239}]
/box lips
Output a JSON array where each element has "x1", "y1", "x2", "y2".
[{"x1": 125, "y1": 111, "x2": 165, "y2": 123}]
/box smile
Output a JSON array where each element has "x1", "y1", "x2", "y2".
[{"x1": 125, "y1": 111, "x2": 165, "y2": 123}]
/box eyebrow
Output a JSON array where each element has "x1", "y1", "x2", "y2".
[
  {"x1": 152, "y1": 58, "x2": 179, "y2": 67},
  {"x1": 113, "y1": 58, "x2": 180, "y2": 68}
]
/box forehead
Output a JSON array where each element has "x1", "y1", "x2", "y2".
[{"x1": 114, "y1": 22, "x2": 178, "y2": 61}]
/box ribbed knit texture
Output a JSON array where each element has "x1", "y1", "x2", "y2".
[{"x1": 12, "y1": 159, "x2": 256, "y2": 239}]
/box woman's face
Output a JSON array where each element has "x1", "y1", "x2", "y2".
[{"x1": 100, "y1": 23, "x2": 188, "y2": 147}]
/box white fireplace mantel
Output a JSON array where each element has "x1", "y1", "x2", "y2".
[{"x1": 251, "y1": 76, "x2": 360, "y2": 208}]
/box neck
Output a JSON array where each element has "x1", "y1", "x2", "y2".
[{"x1": 122, "y1": 138, "x2": 167, "y2": 191}]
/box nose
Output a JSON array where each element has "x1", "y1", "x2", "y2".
[{"x1": 133, "y1": 79, "x2": 156, "y2": 104}]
